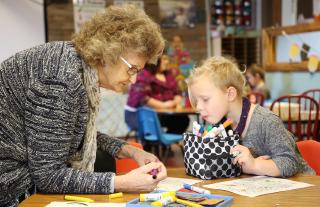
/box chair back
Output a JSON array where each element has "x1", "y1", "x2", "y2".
[
  {"x1": 137, "y1": 107, "x2": 162, "y2": 142},
  {"x1": 296, "y1": 140, "x2": 320, "y2": 175},
  {"x1": 116, "y1": 142, "x2": 143, "y2": 174},
  {"x1": 270, "y1": 95, "x2": 319, "y2": 141},
  {"x1": 247, "y1": 91, "x2": 265, "y2": 106},
  {"x1": 302, "y1": 88, "x2": 320, "y2": 106}
]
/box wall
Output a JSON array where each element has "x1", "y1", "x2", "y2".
[
  {"x1": 0, "y1": 0, "x2": 45, "y2": 62},
  {"x1": 46, "y1": 0, "x2": 208, "y2": 64},
  {"x1": 266, "y1": 72, "x2": 320, "y2": 100}
]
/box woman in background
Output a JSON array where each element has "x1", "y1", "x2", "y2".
[
  {"x1": 125, "y1": 54, "x2": 190, "y2": 134},
  {"x1": 246, "y1": 64, "x2": 271, "y2": 100}
]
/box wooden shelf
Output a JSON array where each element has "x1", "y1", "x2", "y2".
[{"x1": 221, "y1": 36, "x2": 260, "y2": 67}]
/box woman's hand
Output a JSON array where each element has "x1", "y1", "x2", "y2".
[
  {"x1": 117, "y1": 144, "x2": 159, "y2": 166},
  {"x1": 163, "y1": 100, "x2": 176, "y2": 109},
  {"x1": 131, "y1": 147, "x2": 160, "y2": 166},
  {"x1": 114, "y1": 162, "x2": 167, "y2": 192}
]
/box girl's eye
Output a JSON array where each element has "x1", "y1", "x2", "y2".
[{"x1": 203, "y1": 98, "x2": 209, "y2": 102}]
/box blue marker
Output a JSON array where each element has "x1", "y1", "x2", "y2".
[{"x1": 183, "y1": 184, "x2": 211, "y2": 194}]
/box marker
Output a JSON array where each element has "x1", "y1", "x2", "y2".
[
  {"x1": 183, "y1": 184, "x2": 211, "y2": 194},
  {"x1": 231, "y1": 151, "x2": 241, "y2": 158},
  {"x1": 64, "y1": 195, "x2": 94, "y2": 202},
  {"x1": 176, "y1": 198, "x2": 203, "y2": 207},
  {"x1": 192, "y1": 121, "x2": 198, "y2": 135},
  {"x1": 203, "y1": 119, "x2": 233, "y2": 139},
  {"x1": 140, "y1": 192, "x2": 175, "y2": 202},
  {"x1": 151, "y1": 168, "x2": 158, "y2": 179},
  {"x1": 108, "y1": 192, "x2": 123, "y2": 199},
  {"x1": 150, "y1": 196, "x2": 175, "y2": 206}
]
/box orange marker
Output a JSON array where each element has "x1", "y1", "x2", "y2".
[{"x1": 223, "y1": 119, "x2": 233, "y2": 128}]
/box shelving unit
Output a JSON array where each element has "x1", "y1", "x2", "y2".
[{"x1": 221, "y1": 36, "x2": 260, "y2": 66}]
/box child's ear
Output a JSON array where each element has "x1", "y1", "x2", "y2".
[{"x1": 227, "y1": 86, "x2": 238, "y2": 101}]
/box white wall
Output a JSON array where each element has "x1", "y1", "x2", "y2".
[
  {"x1": 266, "y1": 72, "x2": 320, "y2": 100},
  {"x1": 0, "y1": 0, "x2": 45, "y2": 62}
]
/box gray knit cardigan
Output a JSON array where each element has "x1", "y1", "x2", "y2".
[{"x1": 0, "y1": 41, "x2": 126, "y2": 205}]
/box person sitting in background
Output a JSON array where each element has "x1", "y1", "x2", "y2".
[
  {"x1": 166, "y1": 35, "x2": 191, "y2": 77},
  {"x1": 246, "y1": 64, "x2": 271, "y2": 100},
  {"x1": 125, "y1": 54, "x2": 190, "y2": 134},
  {"x1": 0, "y1": 5, "x2": 167, "y2": 207}
]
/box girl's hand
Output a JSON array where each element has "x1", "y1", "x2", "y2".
[
  {"x1": 231, "y1": 145, "x2": 256, "y2": 172},
  {"x1": 114, "y1": 162, "x2": 167, "y2": 192}
]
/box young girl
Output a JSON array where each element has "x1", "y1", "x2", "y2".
[{"x1": 186, "y1": 56, "x2": 315, "y2": 177}]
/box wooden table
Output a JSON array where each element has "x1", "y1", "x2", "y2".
[{"x1": 19, "y1": 168, "x2": 320, "y2": 207}]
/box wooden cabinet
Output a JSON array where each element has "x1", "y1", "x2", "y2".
[{"x1": 221, "y1": 36, "x2": 260, "y2": 67}]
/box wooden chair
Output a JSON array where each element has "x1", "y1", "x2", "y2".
[
  {"x1": 302, "y1": 88, "x2": 320, "y2": 106},
  {"x1": 270, "y1": 95, "x2": 319, "y2": 141},
  {"x1": 297, "y1": 140, "x2": 320, "y2": 175},
  {"x1": 115, "y1": 142, "x2": 143, "y2": 174},
  {"x1": 247, "y1": 91, "x2": 265, "y2": 106}
]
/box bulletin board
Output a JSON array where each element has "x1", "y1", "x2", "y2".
[{"x1": 262, "y1": 23, "x2": 320, "y2": 72}]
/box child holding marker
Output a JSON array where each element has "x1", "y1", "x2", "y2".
[{"x1": 186, "y1": 56, "x2": 315, "y2": 177}]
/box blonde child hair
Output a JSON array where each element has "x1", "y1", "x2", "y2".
[{"x1": 187, "y1": 56, "x2": 246, "y2": 107}]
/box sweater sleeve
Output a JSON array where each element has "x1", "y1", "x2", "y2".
[
  {"x1": 262, "y1": 114, "x2": 301, "y2": 177},
  {"x1": 24, "y1": 43, "x2": 116, "y2": 194},
  {"x1": 96, "y1": 132, "x2": 127, "y2": 156}
]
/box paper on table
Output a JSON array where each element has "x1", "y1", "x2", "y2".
[
  {"x1": 45, "y1": 202, "x2": 126, "y2": 207},
  {"x1": 203, "y1": 176, "x2": 314, "y2": 197},
  {"x1": 157, "y1": 177, "x2": 201, "y2": 191}
]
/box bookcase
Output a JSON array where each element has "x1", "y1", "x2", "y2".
[{"x1": 221, "y1": 36, "x2": 260, "y2": 67}]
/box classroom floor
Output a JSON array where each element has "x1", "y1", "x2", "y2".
[{"x1": 165, "y1": 143, "x2": 185, "y2": 168}]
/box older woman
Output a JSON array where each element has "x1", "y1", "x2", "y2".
[{"x1": 0, "y1": 5, "x2": 166, "y2": 207}]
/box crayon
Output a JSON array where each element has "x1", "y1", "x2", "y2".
[
  {"x1": 183, "y1": 184, "x2": 211, "y2": 194},
  {"x1": 64, "y1": 195, "x2": 94, "y2": 202},
  {"x1": 108, "y1": 192, "x2": 123, "y2": 199}
]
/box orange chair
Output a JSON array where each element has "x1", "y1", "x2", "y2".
[
  {"x1": 247, "y1": 91, "x2": 265, "y2": 106},
  {"x1": 116, "y1": 142, "x2": 143, "y2": 174},
  {"x1": 297, "y1": 140, "x2": 320, "y2": 175}
]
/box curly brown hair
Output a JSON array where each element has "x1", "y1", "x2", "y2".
[{"x1": 72, "y1": 5, "x2": 165, "y2": 68}]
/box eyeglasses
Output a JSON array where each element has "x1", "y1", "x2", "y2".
[{"x1": 120, "y1": 56, "x2": 141, "y2": 76}]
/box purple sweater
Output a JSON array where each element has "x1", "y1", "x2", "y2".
[{"x1": 127, "y1": 69, "x2": 180, "y2": 108}]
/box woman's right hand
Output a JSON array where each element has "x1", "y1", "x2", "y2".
[
  {"x1": 163, "y1": 100, "x2": 176, "y2": 109},
  {"x1": 114, "y1": 162, "x2": 167, "y2": 192}
]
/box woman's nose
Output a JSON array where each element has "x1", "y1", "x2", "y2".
[{"x1": 130, "y1": 74, "x2": 137, "y2": 84}]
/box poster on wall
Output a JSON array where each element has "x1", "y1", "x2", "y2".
[
  {"x1": 113, "y1": 0, "x2": 144, "y2": 9},
  {"x1": 73, "y1": 0, "x2": 106, "y2": 32},
  {"x1": 159, "y1": 0, "x2": 196, "y2": 28}
]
